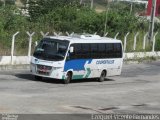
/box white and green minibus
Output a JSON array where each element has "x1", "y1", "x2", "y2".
[{"x1": 30, "y1": 34, "x2": 123, "y2": 84}]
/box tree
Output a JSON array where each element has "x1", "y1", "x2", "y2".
[{"x1": 28, "y1": 0, "x2": 79, "y2": 21}]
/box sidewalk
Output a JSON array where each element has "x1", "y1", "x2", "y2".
[{"x1": 0, "y1": 64, "x2": 30, "y2": 71}]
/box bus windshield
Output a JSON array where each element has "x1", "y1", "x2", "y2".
[{"x1": 33, "y1": 38, "x2": 69, "y2": 61}]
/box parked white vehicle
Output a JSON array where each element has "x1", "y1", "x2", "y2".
[{"x1": 30, "y1": 34, "x2": 123, "y2": 84}]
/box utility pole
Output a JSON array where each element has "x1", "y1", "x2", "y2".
[
  {"x1": 91, "y1": 0, "x2": 93, "y2": 9},
  {"x1": 3, "y1": 0, "x2": 5, "y2": 7},
  {"x1": 80, "y1": 0, "x2": 83, "y2": 5},
  {"x1": 148, "y1": 0, "x2": 157, "y2": 42},
  {"x1": 104, "y1": 1, "x2": 110, "y2": 36},
  {"x1": 130, "y1": 2, "x2": 133, "y2": 14},
  {"x1": 104, "y1": 9, "x2": 108, "y2": 36}
]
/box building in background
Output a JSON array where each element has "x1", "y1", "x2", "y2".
[{"x1": 147, "y1": 0, "x2": 160, "y2": 16}]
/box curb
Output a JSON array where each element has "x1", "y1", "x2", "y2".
[{"x1": 0, "y1": 65, "x2": 30, "y2": 71}]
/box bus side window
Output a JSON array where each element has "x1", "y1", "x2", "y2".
[
  {"x1": 106, "y1": 43, "x2": 113, "y2": 58},
  {"x1": 114, "y1": 43, "x2": 122, "y2": 58},
  {"x1": 98, "y1": 43, "x2": 106, "y2": 58},
  {"x1": 81, "y1": 44, "x2": 91, "y2": 59},
  {"x1": 70, "y1": 44, "x2": 82, "y2": 59},
  {"x1": 91, "y1": 44, "x2": 98, "y2": 59}
]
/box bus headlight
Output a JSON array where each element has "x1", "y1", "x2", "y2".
[{"x1": 52, "y1": 67, "x2": 62, "y2": 70}]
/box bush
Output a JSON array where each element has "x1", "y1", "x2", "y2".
[{"x1": 1, "y1": 1, "x2": 160, "y2": 55}]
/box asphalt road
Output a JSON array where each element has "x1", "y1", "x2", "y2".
[{"x1": 0, "y1": 60, "x2": 160, "y2": 116}]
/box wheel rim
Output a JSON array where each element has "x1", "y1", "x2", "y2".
[
  {"x1": 67, "y1": 74, "x2": 70, "y2": 82},
  {"x1": 100, "y1": 71, "x2": 106, "y2": 81},
  {"x1": 65, "y1": 73, "x2": 71, "y2": 84}
]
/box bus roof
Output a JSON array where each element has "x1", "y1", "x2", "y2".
[{"x1": 44, "y1": 34, "x2": 122, "y2": 44}]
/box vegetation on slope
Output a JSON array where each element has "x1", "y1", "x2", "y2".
[{"x1": 0, "y1": 0, "x2": 160, "y2": 55}]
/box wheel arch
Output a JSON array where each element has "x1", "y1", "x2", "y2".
[
  {"x1": 65, "y1": 69, "x2": 73, "y2": 78},
  {"x1": 101, "y1": 69, "x2": 107, "y2": 77}
]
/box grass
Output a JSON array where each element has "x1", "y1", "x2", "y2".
[{"x1": 125, "y1": 32, "x2": 152, "y2": 52}]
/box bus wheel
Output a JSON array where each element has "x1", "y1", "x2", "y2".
[
  {"x1": 64, "y1": 72, "x2": 72, "y2": 84},
  {"x1": 34, "y1": 75, "x2": 42, "y2": 80},
  {"x1": 99, "y1": 70, "x2": 106, "y2": 82}
]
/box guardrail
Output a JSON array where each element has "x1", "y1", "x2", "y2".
[
  {"x1": 0, "y1": 31, "x2": 159, "y2": 65},
  {"x1": 0, "y1": 52, "x2": 160, "y2": 65}
]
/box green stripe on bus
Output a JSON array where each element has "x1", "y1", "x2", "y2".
[
  {"x1": 72, "y1": 75, "x2": 84, "y2": 79},
  {"x1": 62, "y1": 75, "x2": 84, "y2": 80},
  {"x1": 84, "y1": 68, "x2": 91, "y2": 78},
  {"x1": 62, "y1": 75, "x2": 65, "y2": 80},
  {"x1": 62, "y1": 68, "x2": 91, "y2": 80}
]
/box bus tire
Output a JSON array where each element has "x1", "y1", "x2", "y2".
[
  {"x1": 99, "y1": 70, "x2": 106, "y2": 82},
  {"x1": 34, "y1": 75, "x2": 42, "y2": 80},
  {"x1": 64, "y1": 72, "x2": 72, "y2": 84}
]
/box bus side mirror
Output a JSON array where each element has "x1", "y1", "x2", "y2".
[{"x1": 69, "y1": 47, "x2": 74, "y2": 53}]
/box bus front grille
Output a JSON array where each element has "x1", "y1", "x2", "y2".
[{"x1": 36, "y1": 65, "x2": 52, "y2": 76}]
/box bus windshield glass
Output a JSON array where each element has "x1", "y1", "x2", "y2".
[{"x1": 33, "y1": 38, "x2": 69, "y2": 61}]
